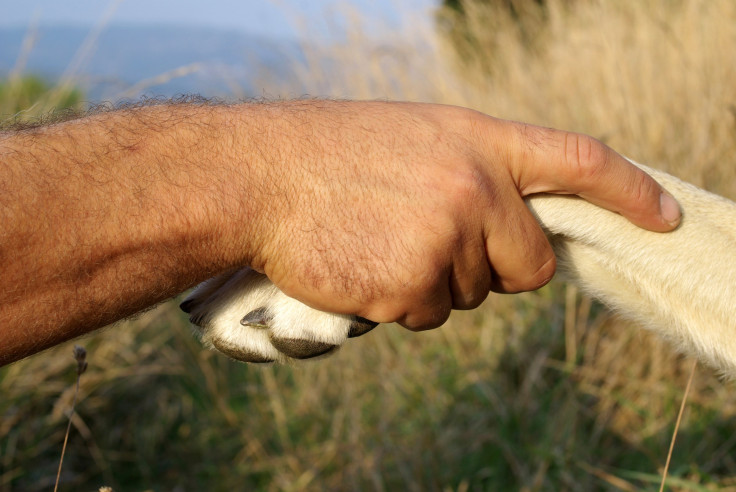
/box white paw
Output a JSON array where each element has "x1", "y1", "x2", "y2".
[{"x1": 180, "y1": 268, "x2": 378, "y2": 363}]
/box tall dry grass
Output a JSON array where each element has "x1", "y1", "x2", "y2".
[{"x1": 2, "y1": 0, "x2": 736, "y2": 490}]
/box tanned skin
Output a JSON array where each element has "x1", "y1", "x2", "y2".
[{"x1": 0, "y1": 100, "x2": 681, "y2": 365}]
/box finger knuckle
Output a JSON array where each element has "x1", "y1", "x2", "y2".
[
  {"x1": 500, "y1": 253, "x2": 557, "y2": 293},
  {"x1": 404, "y1": 305, "x2": 452, "y2": 331},
  {"x1": 454, "y1": 290, "x2": 489, "y2": 310},
  {"x1": 625, "y1": 169, "x2": 659, "y2": 207},
  {"x1": 529, "y1": 254, "x2": 557, "y2": 289},
  {"x1": 360, "y1": 303, "x2": 404, "y2": 325},
  {"x1": 453, "y1": 275, "x2": 491, "y2": 310},
  {"x1": 564, "y1": 133, "x2": 609, "y2": 182},
  {"x1": 441, "y1": 165, "x2": 488, "y2": 216}
]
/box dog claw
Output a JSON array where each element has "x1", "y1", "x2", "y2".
[
  {"x1": 179, "y1": 299, "x2": 196, "y2": 314},
  {"x1": 240, "y1": 307, "x2": 272, "y2": 329}
]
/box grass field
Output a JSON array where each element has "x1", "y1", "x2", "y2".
[{"x1": 2, "y1": 0, "x2": 736, "y2": 490}]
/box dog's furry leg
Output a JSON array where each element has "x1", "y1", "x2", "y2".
[{"x1": 527, "y1": 162, "x2": 736, "y2": 376}]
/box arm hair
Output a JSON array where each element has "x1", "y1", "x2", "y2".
[{"x1": 0, "y1": 98, "x2": 278, "y2": 364}]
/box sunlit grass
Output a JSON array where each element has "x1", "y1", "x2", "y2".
[{"x1": 2, "y1": 0, "x2": 736, "y2": 490}]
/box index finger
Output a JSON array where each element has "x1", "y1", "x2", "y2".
[{"x1": 496, "y1": 121, "x2": 682, "y2": 232}]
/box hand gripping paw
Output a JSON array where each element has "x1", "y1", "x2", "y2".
[{"x1": 180, "y1": 268, "x2": 378, "y2": 363}]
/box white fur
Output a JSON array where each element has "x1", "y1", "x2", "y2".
[
  {"x1": 183, "y1": 161, "x2": 736, "y2": 375},
  {"x1": 527, "y1": 162, "x2": 736, "y2": 376},
  {"x1": 183, "y1": 268, "x2": 355, "y2": 363}
]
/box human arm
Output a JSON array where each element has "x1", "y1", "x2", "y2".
[{"x1": 0, "y1": 100, "x2": 680, "y2": 365}]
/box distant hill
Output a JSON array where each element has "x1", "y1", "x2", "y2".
[{"x1": 0, "y1": 24, "x2": 305, "y2": 101}]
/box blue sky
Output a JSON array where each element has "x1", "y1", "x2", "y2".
[{"x1": 0, "y1": 0, "x2": 437, "y2": 39}]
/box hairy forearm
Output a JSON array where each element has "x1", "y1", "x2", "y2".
[
  {"x1": 0, "y1": 99, "x2": 680, "y2": 366},
  {"x1": 0, "y1": 102, "x2": 273, "y2": 364}
]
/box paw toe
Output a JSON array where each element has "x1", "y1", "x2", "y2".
[
  {"x1": 348, "y1": 317, "x2": 379, "y2": 338},
  {"x1": 269, "y1": 336, "x2": 338, "y2": 360},
  {"x1": 211, "y1": 337, "x2": 275, "y2": 364}
]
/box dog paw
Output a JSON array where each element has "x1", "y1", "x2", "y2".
[{"x1": 180, "y1": 268, "x2": 378, "y2": 363}]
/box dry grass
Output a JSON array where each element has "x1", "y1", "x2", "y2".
[{"x1": 3, "y1": 0, "x2": 736, "y2": 490}]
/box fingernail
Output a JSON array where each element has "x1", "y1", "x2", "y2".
[{"x1": 660, "y1": 192, "x2": 682, "y2": 226}]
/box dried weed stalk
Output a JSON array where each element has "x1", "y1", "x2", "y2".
[{"x1": 53, "y1": 345, "x2": 87, "y2": 492}]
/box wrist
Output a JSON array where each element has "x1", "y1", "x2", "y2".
[{"x1": 189, "y1": 102, "x2": 283, "y2": 275}]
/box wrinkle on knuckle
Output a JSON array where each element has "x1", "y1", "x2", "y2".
[
  {"x1": 530, "y1": 254, "x2": 557, "y2": 289},
  {"x1": 626, "y1": 170, "x2": 660, "y2": 210},
  {"x1": 563, "y1": 133, "x2": 609, "y2": 183},
  {"x1": 622, "y1": 173, "x2": 648, "y2": 207},
  {"x1": 501, "y1": 252, "x2": 557, "y2": 293}
]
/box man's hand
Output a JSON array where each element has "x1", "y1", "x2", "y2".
[
  {"x1": 0, "y1": 100, "x2": 680, "y2": 364},
  {"x1": 233, "y1": 101, "x2": 681, "y2": 331}
]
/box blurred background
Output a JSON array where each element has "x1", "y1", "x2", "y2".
[{"x1": 2, "y1": 0, "x2": 736, "y2": 490}]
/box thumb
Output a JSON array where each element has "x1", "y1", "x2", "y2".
[
  {"x1": 494, "y1": 121, "x2": 682, "y2": 232},
  {"x1": 485, "y1": 183, "x2": 557, "y2": 293}
]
